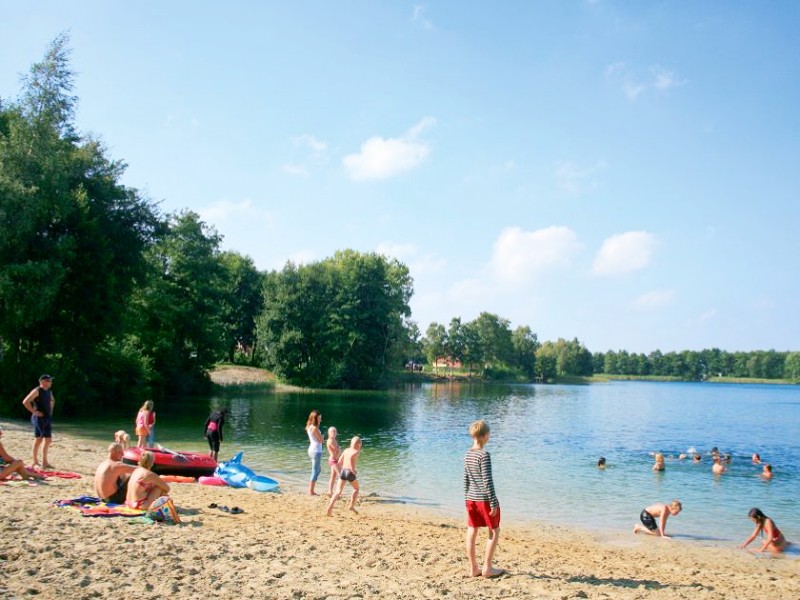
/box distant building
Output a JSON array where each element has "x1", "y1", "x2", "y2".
[{"x1": 433, "y1": 357, "x2": 462, "y2": 369}]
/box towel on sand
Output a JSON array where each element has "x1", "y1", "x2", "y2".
[{"x1": 53, "y1": 496, "x2": 147, "y2": 518}]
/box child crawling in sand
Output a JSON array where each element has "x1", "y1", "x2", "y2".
[
  {"x1": 326, "y1": 436, "x2": 362, "y2": 516},
  {"x1": 633, "y1": 499, "x2": 682, "y2": 538}
]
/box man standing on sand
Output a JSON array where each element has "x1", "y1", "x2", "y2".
[
  {"x1": 326, "y1": 436, "x2": 362, "y2": 516},
  {"x1": 21, "y1": 374, "x2": 55, "y2": 468},
  {"x1": 94, "y1": 443, "x2": 136, "y2": 504}
]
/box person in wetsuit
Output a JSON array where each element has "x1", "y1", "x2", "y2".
[{"x1": 204, "y1": 408, "x2": 228, "y2": 461}]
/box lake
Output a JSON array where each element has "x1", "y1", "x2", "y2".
[{"x1": 60, "y1": 380, "x2": 799, "y2": 547}]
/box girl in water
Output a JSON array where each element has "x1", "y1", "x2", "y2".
[
  {"x1": 305, "y1": 410, "x2": 323, "y2": 495},
  {"x1": 739, "y1": 508, "x2": 788, "y2": 554},
  {"x1": 326, "y1": 426, "x2": 341, "y2": 495}
]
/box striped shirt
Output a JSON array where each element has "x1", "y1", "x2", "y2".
[{"x1": 463, "y1": 447, "x2": 499, "y2": 509}]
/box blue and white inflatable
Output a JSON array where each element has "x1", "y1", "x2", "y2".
[{"x1": 214, "y1": 452, "x2": 279, "y2": 492}]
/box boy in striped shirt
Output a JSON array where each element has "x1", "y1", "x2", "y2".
[{"x1": 464, "y1": 420, "x2": 504, "y2": 578}]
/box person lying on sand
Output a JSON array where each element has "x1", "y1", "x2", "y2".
[
  {"x1": 0, "y1": 426, "x2": 44, "y2": 481},
  {"x1": 94, "y1": 442, "x2": 136, "y2": 504}
]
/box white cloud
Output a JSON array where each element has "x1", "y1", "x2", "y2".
[
  {"x1": 623, "y1": 80, "x2": 646, "y2": 100},
  {"x1": 606, "y1": 63, "x2": 686, "y2": 101},
  {"x1": 555, "y1": 160, "x2": 606, "y2": 195},
  {"x1": 198, "y1": 198, "x2": 273, "y2": 226},
  {"x1": 592, "y1": 231, "x2": 657, "y2": 276},
  {"x1": 342, "y1": 117, "x2": 435, "y2": 181},
  {"x1": 490, "y1": 226, "x2": 582, "y2": 284},
  {"x1": 652, "y1": 67, "x2": 684, "y2": 91},
  {"x1": 632, "y1": 289, "x2": 675, "y2": 311},
  {"x1": 293, "y1": 134, "x2": 328, "y2": 157},
  {"x1": 376, "y1": 240, "x2": 447, "y2": 276},
  {"x1": 412, "y1": 5, "x2": 434, "y2": 30}
]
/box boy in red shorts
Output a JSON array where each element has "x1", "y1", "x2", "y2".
[{"x1": 464, "y1": 420, "x2": 504, "y2": 578}]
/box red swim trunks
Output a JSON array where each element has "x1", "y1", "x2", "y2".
[{"x1": 466, "y1": 500, "x2": 500, "y2": 529}]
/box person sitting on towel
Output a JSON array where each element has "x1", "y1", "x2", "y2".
[{"x1": 94, "y1": 442, "x2": 136, "y2": 504}]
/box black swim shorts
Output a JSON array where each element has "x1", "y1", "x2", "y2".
[{"x1": 640, "y1": 509, "x2": 658, "y2": 531}]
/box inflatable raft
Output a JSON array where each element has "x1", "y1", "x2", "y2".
[
  {"x1": 122, "y1": 446, "x2": 217, "y2": 477},
  {"x1": 215, "y1": 452, "x2": 279, "y2": 492}
]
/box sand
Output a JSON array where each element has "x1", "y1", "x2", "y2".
[{"x1": 0, "y1": 422, "x2": 796, "y2": 600}]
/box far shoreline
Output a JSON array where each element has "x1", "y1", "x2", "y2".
[{"x1": 209, "y1": 364, "x2": 799, "y2": 390}]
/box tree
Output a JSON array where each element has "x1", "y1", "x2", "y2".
[
  {"x1": 785, "y1": 352, "x2": 800, "y2": 380},
  {"x1": 0, "y1": 34, "x2": 160, "y2": 410},
  {"x1": 423, "y1": 322, "x2": 447, "y2": 375},
  {"x1": 535, "y1": 341, "x2": 558, "y2": 380},
  {"x1": 130, "y1": 211, "x2": 227, "y2": 395},
  {"x1": 218, "y1": 251, "x2": 264, "y2": 363},
  {"x1": 469, "y1": 312, "x2": 514, "y2": 373},
  {"x1": 256, "y1": 251, "x2": 413, "y2": 389},
  {"x1": 512, "y1": 326, "x2": 539, "y2": 379}
]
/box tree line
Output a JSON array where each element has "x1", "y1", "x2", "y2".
[
  {"x1": 0, "y1": 36, "x2": 420, "y2": 414},
  {"x1": 1, "y1": 38, "x2": 796, "y2": 416},
  {"x1": 415, "y1": 324, "x2": 800, "y2": 383}
]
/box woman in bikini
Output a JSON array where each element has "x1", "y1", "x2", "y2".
[
  {"x1": 125, "y1": 450, "x2": 171, "y2": 511},
  {"x1": 739, "y1": 507, "x2": 788, "y2": 554}
]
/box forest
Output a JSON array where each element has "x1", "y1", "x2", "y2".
[{"x1": 1, "y1": 37, "x2": 796, "y2": 416}]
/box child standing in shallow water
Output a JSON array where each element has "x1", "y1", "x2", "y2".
[
  {"x1": 326, "y1": 426, "x2": 341, "y2": 496},
  {"x1": 464, "y1": 420, "x2": 504, "y2": 578}
]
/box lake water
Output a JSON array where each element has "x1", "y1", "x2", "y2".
[{"x1": 59, "y1": 380, "x2": 799, "y2": 548}]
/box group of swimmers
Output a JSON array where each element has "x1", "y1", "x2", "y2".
[{"x1": 641, "y1": 447, "x2": 776, "y2": 479}]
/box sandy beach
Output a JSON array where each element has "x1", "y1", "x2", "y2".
[{"x1": 0, "y1": 422, "x2": 796, "y2": 600}]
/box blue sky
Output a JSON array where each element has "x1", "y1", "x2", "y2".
[{"x1": 2, "y1": 2, "x2": 798, "y2": 353}]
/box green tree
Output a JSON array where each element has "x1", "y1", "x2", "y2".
[
  {"x1": 256, "y1": 251, "x2": 413, "y2": 389},
  {"x1": 512, "y1": 326, "x2": 539, "y2": 379},
  {"x1": 130, "y1": 211, "x2": 227, "y2": 395},
  {"x1": 219, "y1": 251, "x2": 264, "y2": 363},
  {"x1": 469, "y1": 312, "x2": 514, "y2": 374},
  {"x1": 423, "y1": 322, "x2": 447, "y2": 375},
  {"x1": 446, "y1": 317, "x2": 466, "y2": 371},
  {"x1": 785, "y1": 352, "x2": 800, "y2": 380},
  {"x1": 0, "y1": 35, "x2": 159, "y2": 411},
  {"x1": 535, "y1": 341, "x2": 558, "y2": 380}
]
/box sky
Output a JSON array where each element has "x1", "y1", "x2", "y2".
[{"x1": 2, "y1": 2, "x2": 798, "y2": 354}]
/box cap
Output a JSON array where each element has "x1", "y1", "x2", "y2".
[{"x1": 39, "y1": 374, "x2": 54, "y2": 381}]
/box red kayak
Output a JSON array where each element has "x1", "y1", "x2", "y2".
[{"x1": 122, "y1": 446, "x2": 217, "y2": 477}]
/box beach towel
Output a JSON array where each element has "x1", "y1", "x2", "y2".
[
  {"x1": 0, "y1": 479, "x2": 39, "y2": 487},
  {"x1": 31, "y1": 468, "x2": 82, "y2": 479},
  {"x1": 53, "y1": 496, "x2": 148, "y2": 518}
]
